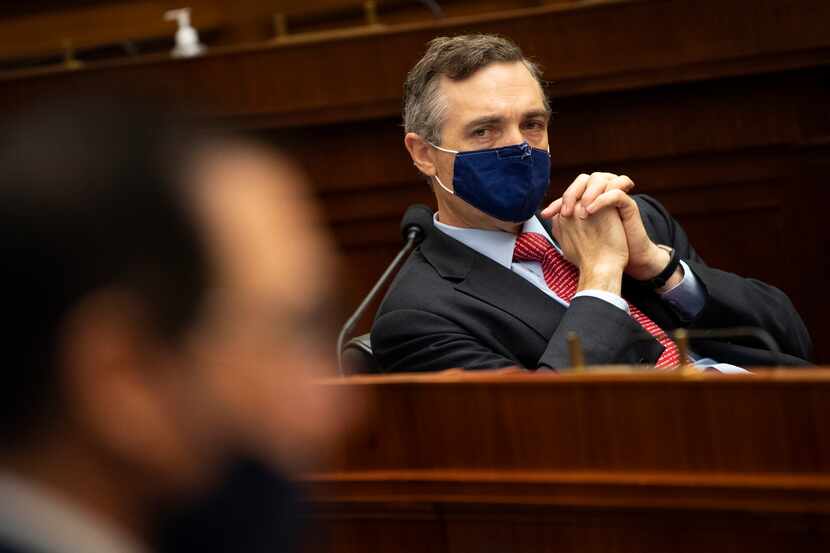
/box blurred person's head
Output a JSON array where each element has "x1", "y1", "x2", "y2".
[
  {"x1": 403, "y1": 34, "x2": 552, "y2": 232},
  {"x1": 0, "y1": 97, "x2": 343, "y2": 552}
]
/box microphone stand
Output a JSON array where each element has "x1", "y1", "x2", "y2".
[{"x1": 336, "y1": 228, "x2": 421, "y2": 376}]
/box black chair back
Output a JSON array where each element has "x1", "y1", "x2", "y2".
[{"x1": 341, "y1": 333, "x2": 379, "y2": 375}]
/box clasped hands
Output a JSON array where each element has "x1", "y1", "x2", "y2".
[{"x1": 541, "y1": 172, "x2": 677, "y2": 295}]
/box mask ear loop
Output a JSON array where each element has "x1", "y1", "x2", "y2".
[
  {"x1": 426, "y1": 141, "x2": 458, "y2": 195},
  {"x1": 430, "y1": 142, "x2": 459, "y2": 155},
  {"x1": 433, "y1": 174, "x2": 454, "y2": 195}
]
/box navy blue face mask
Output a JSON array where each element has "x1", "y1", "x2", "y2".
[{"x1": 431, "y1": 141, "x2": 551, "y2": 223}]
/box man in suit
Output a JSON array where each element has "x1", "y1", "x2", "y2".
[
  {"x1": 0, "y1": 98, "x2": 348, "y2": 553},
  {"x1": 371, "y1": 34, "x2": 812, "y2": 373}
]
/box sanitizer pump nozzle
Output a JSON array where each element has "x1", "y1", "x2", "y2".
[{"x1": 164, "y1": 8, "x2": 205, "y2": 58}]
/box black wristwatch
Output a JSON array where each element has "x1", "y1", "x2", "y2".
[{"x1": 642, "y1": 245, "x2": 680, "y2": 290}]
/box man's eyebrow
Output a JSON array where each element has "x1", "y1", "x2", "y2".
[
  {"x1": 463, "y1": 110, "x2": 551, "y2": 132},
  {"x1": 463, "y1": 115, "x2": 506, "y2": 131},
  {"x1": 523, "y1": 109, "x2": 551, "y2": 120}
]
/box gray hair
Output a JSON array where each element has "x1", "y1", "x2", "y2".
[{"x1": 403, "y1": 34, "x2": 548, "y2": 145}]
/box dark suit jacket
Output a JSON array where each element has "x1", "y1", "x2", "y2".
[
  {"x1": 371, "y1": 195, "x2": 812, "y2": 372},
  {"x1": 0, "y1": 541, "x2": 37, "y2": 553}
]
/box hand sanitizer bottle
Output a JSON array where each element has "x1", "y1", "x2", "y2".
[{"x1": 164, "y1": 8, "x2": 205, "y2": 58}]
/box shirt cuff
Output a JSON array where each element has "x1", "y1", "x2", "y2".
[
  {"x1": 573, "y1": 290, "x2": 629, "y2": 313},
  {"x1": 659, "y1": 260, "x2": 706, "y2": 320},
  {"x1": 689, "y1": 356, "x2": 750, "y2": 374}
]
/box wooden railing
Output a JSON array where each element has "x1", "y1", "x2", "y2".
[
  {"x1": 0, "y1": 0, "x2": 554, "y2": 71},
  {"x1": 303, "y1": 369, "x2": 830, "y2": 552}
]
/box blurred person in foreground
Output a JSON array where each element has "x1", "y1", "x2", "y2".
[
  {"x1": 0, "y1": 98, "x2": 347, "y2": 553},
  {"x1": 371, "y1": 34, "x2": 811, "y2": 373}
]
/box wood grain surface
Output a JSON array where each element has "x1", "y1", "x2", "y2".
[{"x1": 300, "y1": 370, "x2": 830, "y2": 552}]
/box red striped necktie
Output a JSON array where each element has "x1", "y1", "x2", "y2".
[{"x1": 512, "y1": 232, "x2": 681, "y2": 369}]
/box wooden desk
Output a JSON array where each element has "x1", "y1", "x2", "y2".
[{"x1": 304, "y1": 369, "x2": 830, "y2": 552}]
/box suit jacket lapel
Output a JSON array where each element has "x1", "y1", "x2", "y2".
[
  {"x1": 420, "y1": 219, "x2": 565, "y2": 341},
  {"x1": 456, "y1": 255, "x2": 565, "y2": 340}
]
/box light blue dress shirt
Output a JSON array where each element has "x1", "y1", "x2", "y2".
[
  {"x1": 0, "y1": 472, "x2": 149, "y2": 553},
  {"x1": 433, "y1": 214, "x2": 747, "y2": 373}
]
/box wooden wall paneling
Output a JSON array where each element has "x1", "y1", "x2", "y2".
[
  {"x1": 439, "y1": 507, "x2": 830, "y2": 553},
  {"x1": 264, "y1": 119, "x2": 419, "y2": 194},
  {"x1": 2, "y1": 0, "x2": 829, "y2": 116},
  {"x1": 320, "y1": 183, "x2": 435, "y2": 227},
  {"x1": 327, "y1": 375, "x2": 830, "y2": 472},
  {"x1": 337, "y1": 247, "x2": 410, "y2": 336},
  {"x1": 304, "y1": 373, "x2": 830, "y2": 553},
  {"x1": 265, "y1": 120, "x2": 435, "y2": 337},
  {"x1": 308, "y1": 504, "x2": 830, "y2": 553},
  {"x1": 546, "y1": 69, "x2": 821, "y2": 170},
  {"x1": 279, "y1": 0, "x2": 549, "y2": 38},
  {"x1": 0, "y1": 0, "x2": 459, "y2": 64},
  {"x1": 309, "y1": 505, "x2": 830, "y2": 553},
  {"x1": 313, "y1": 471, "x2": 830, "y2": 513},
  {"x1": 0, "y1": 1, "x2": 224, "y2": 62},
  {"x1": 304, "y1": 502, "x2": 447, "y2": 553}
]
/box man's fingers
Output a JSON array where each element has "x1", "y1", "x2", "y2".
[
  {"x1": 610, "y1": 175, "x2": 635, "y2": 193},
  {"x1": 574, "y1": 202, "x2": 589, "y2": 219},
  {"x1": 540, "y1": 197, "x2": 563, "y2": 218},
  {"x1": 585, "y1": 189, "x2": 637, "y2": 218},
  {"x1": 579, "y1": 173, "x2": 615, "y2": 217},
  {"x1": 561, "y1": 173, "x2": 589, "y2": 217},
  {"x1": 550, "y1": 214, "x2": 562, "y2": 242},
  {"x1": 560, "y1": 172, "x2": 635, "y2": 218}
]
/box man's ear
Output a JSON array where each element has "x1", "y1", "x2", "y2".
[
  {"x1": 58, "y1": 290, "x2": 202, "y2": 481},
  {"x1": 404, "y1": 133, "x2": 436, "y2": 177}
]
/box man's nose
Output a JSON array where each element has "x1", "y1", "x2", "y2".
[{"x1": 498, "y1": 125, "x2": 525, "y2": 147}]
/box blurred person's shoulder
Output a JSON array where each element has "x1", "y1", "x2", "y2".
[{"x1": 0, "y1": 472, "x2": 147, "y2": 553}]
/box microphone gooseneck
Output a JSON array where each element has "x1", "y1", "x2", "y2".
[{"x1": 336, "y1": 205, "x2": 432, "y2": 376}]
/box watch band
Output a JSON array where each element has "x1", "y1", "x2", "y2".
[{"x1": 644, "y1": 245, "x2": 680, "y2": 290}]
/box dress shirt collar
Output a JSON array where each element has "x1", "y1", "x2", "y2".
[
  {"x1": 433, "y1": 213, "x2": 555, "y2": 270},
  {"x1": 0, "y1": 471, "x2": 150, "y2": 553}
]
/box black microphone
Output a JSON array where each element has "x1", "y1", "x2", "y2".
[
  {"x1": 336, "y1": 204, "x2": 432, "y2": 375},
  {"x1": 399, "y1": 203, "x2": 433, "y2": 244}
]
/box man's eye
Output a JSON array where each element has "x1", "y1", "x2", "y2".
[
  {"x1": 472, "y1": 128, "x2": 490, "y2": 138},
  {"x1": 523, "y1": 120, "x2": 546, "y2": 131}
]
